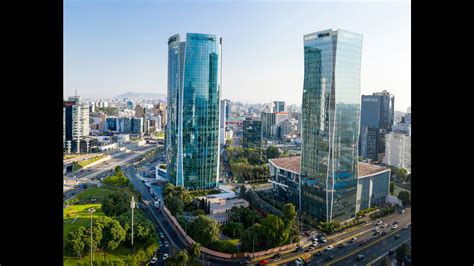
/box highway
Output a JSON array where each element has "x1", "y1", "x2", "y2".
[{"x1": 261, "y1": 208, "x2": 411, "y2": 265}]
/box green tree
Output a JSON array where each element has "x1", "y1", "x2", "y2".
[
  {"x1": 192, "y1": 209, "x2": 205, "y2": 216},
  {"x1": 230, "y1": 206, "x2": 262, "y2": 228},
  {"x1": 379, "y1": 256, "x2": 390, "y2": 266},
  {"x1": 167, "y1": 196, "x2": 184, "y2": 216},
  {"x1": 240, "y1": 223, "x2": 263, "y2": 252},
  {"x1": 320, "y1": 221, "x2": 341, "y2": 234},
  {"x1": 101, "y1": 192, "x2": 129, "y2": 217},
  {"x1": 166, "y1": 249, "x2": 189, "y2": 266},
  {"x1": 96, "y1": 217, "x2": 126, "y2": 261},
  {"x1": 390, "y1": 181, "x2": 395, "y2": 195},
  {"x1": 209, "y1": 240, "x2": 239, "y2": 253},
  {"x1": 266, "y1": 146, "x2": 281, "y2": 159},
  {"x1": 398, "y1": 191, "x2": 411, "y2": 206},
  {"x1": 65, "y1": 226, "x2": 87, "y2": 259},
  {"x1": 260, "y1": 215, "x2": 289, "y2": 247},
  {"x1": 188, "y1": 215, "x2": 220, "y2": 246},
  {"x1": 282, "y1": 203, "x2": 297, "y2": 223},
  {"x1": 396, "y1": 243, "x2": 410, "y2": 263},
  {"x1": 187, "y1": 243, "x2": 201, "y2": 262},
  {"x1": 222, "y1": 221, "x2": 244, "y2": 238}
]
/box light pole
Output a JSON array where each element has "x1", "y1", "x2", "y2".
[
  {"x1": 88, "y1": 207, "x2": 95, "y2": 266},
  {"x1": 131, "y1": 196, "x2": 136, "y2": 255}
]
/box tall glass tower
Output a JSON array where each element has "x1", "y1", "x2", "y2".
[
  {"x1": 166, "y1": 33, "x2": 222, "y2": 189},
  {"x1": 300, "y1": 29, "x2": 363, "y2": 222}
]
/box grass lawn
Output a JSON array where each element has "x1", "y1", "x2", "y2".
[
  {"x1": 64, "y1": 204, "x2": 104, "y2": 245},
  {"x1": 75, "y1": 187, "x2": 114, "y2": 203},
  {"x1": 225, "y1": 239, "x2": 240, "y2": 245},
  {"x1": 77, "y1": 155, "x2": 107, "y2": 168}
]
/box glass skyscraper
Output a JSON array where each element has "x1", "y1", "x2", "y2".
[
  {"x1": 300, "y1": 29, "x2": 363, "y2": 222},
  {"x1": 166, "y1": 33, "x2": 222, "y2": 189}
]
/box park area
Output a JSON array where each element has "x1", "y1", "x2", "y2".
[{"x1": 63, "y1": 183, "x2": 157, "y2": 265}]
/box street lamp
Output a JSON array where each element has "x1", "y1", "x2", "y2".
[
  {"x1": 131, "y1": 196, "x2": 136, "y2": 254},
  {"x1": 88, "y1": 207, "x2": 96, "y2": 266}
]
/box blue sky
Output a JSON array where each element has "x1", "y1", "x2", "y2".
[{"x1": 64, "y1": 0, "x2": 411, "y2": 111}]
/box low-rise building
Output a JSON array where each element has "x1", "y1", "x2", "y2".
[{"x1": 198, "y1": 193, "x2": 249, "y2": 215}]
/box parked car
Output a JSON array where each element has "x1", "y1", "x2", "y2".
[
  {"x1": 295, "y1": 247, "x2": 304, "y2": 252},
  {"x1": 395, "y1": 234, "x2": 400, "y2": 239},
  {"x1": 359, "y1": 240, "x2": 368, "y2": 246},
  {"x1": 319, "y1": 236, "x2": 327, "y2": 243},
  {"x1": 325, "y1": 245, "x2": 334, "y2": 251},
  {"x1": 391, "y1": 225, "x2": 398, "y2": 230},
  {"x1": 337, "y1": 243, "x2": 346, "y2": 249},
  {"x1": 150, "y1": 257, "x2": 158, "y2": 264},
  {"x1": 350, "y1": 237, "x2": 357, "y2": 243},
  {"x1": 163, "y1": 253, "x2": 168, "y2": 260},
  {"x1": 357, "y1": 255, "x2": 365, "y2": 261},
  {"x1": 403, "y1": 224, "x2": 409, "y2": 229},
  {"x1": 239, "y1": 259, "x2": 250, "y2": 265}
]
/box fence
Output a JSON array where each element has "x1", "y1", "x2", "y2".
[{"x1": 161, "y1": 206, "x2": 299, "y2": 259}]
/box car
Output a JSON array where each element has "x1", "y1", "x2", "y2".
[
  {"x1": 319, "y1": 237, "x2": 327, "y2": 243},
  {"x1": 164, "y1": 243, "x2": 169, "y2": 247},
  {"x1": 324, "y1": 255, "x2": 335, "y2": 261},
  {"x1": 359, "y1": 240, "x2": 368, "y2": 246},
  {"x1": 357, "y1": 255, "x2": 365, "y2": 261},
  {"x1": 239, "y1": 259, "x2": 250, "y2": 265},
  {"x1": 312, "y1": 242, "x2": 318, "y2": 247},
  {"x1": 391, "y1": 225, "x2": 398, "y2": 230},
  {"x1": 325, "y1": 245, "x2": 334, "y2": 251},
  {"x1": 258, "y1": 259, "x2": 269, "y2": 265},
  {"x1": 381, "y1": 231, "x2": 387, "y2": 236},
  {"x1": 350, "y1": 237, "x2": 357, "y2": 243},
  {"x1": 373, "y1": 231, "x2": 380, "y2": 236},
  {"x1": 308, "y1": 246, "x2": 316, "y2": 251},
  {"x1": 271, "y1": 253, "x2": 282, "y2": 260},
  {"x1": 376, "y1": 220, "x2": 383, "y2": 225},
  {"x1": 389, "y1": 249, "x2": 395, "y2": 255},
  {"x1": 295, "y1": 258, "x2": 304, "y2": 265},
  {"x1": 393, "y1": 220, "x2": 400, "y2": 224},
  {"x1": 381, "y1": 223, "x2": 388, "y2": 228},
  {"x1": 315, "y1": 251, "x2": 323, "y2": 256},
  {"x1": 373, "y1": 226, "x2": 379, "y2": 231},
  {"x1": 295, "y1": 247, "x2": 304, "y2": 252},
  {"x1": 337, "y1": 243, "x2": 346, "y2": 248},
  {"x1": 403, "y1": 224, "x2": 409, "y2": 229},
  {"x1": 395, "y1": 234, "x2": 400, "y2": 239},
  {"x1": 163, "y1": 253, "x2": 169, "y2": 260},
  {"x1": 150, "y1": 257, "x2": 158, "y2": 264},
  {"x1": 400, "y1": 209, "x2": 406, "y2": 214}
]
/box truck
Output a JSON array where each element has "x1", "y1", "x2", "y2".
[{"x1": 300, "y1": 252, "x2": 312, "y2": 264}]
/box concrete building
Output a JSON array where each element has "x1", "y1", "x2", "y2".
[
  {"x1": 273, "y1": 101, "x2": 285, "y2": 112},
  {"x1": 261, "y1": 112, "x2": 276, "y2": 139},
  {"x1": 383, "y1": 131, "x2": 411, "y2": 172},
  {"x1": 64, "y1": 100, "x2": 90, "y2": 153}
]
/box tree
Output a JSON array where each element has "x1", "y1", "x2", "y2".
[
  {"x1": 379, "y1": 256, "x2": 390, "y2": 266},
  {"x1": 230, "y1": 206, "x2": 262, "y2": 228},
  {"x1": 396, "y1": 243, "x2": 410, "y2": 263},
  {"x1": 282, "y1": 203, "x2": 297, "y2": 224},
  {"x1": 390, "y1": 181, "x2": 395, "y2": 195},
  {"x1": 96, "y1": 217, "x2": 126, "y2": 261},
  {"x1": 397, "y1": 168, "x2": 408, "y2": 181},
  {"x1": 192, "y1": 209, "x2": 205, "y2": 216},
  {"x1": 102, "y1": 192, "x2": 129, "y2": 217},
  {"x1": 397, "y1": 191, "x2": 411, "y2": 206},
  {"x1": 166, "y1": 249, "x2": 189, "y2": 266},
  {"x1": 240, "y1": 223, "x2": 263, "y2": 252},
  {"x1": 187, "y1": 243, "x2": 201, "y2": 263},
  {"x1": 320, "y1": 221, "x2": 341, "y2": 234},
  {"x1": 167, "y1": 196, "x2": 184, "y2": 216},
  {"x1": 225, "y1": 138, "x2": 233, "y2": 147},
  {"x1": 260, "y1": 215, "x2": 289, "y2": 247},
  {"x1": 65, "y1": 226, "x2": 87, "y2": 259},
  {"x1": 187, "y1": 215, "x2": 220, "y2": 246},
  {"x1": 222, "y1": 221, "x2": 244, "y2": 238},
  {"x1": 266, "y1": 146, "x2": 280, "y2": 159}
]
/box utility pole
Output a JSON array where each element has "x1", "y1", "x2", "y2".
[{"x1": 88, "y1": 208, "x2": 96, "y2": 266}]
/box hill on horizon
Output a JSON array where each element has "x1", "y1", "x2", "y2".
[{"x1": 114, "y1": 92, "x2": 166, "y2": 100}]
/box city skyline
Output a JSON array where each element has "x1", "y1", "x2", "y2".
[{"x1": 64, "y1": 1, "x2": 411, "y2": 111}]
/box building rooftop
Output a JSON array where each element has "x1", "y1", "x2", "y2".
[
  {"x1": 269, "y1": 156, "x2": 389, "y2": 177},
  {"x1": 269, "y1": 156, "x2": 301, "y2": 173}
]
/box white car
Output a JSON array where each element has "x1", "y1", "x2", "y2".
[
  {"x1": 376, "y1": 220, "x2": 383, "y2": 225},
  {"x1": 403, "y1": 225, "x2": 409, "y2": 229},
  {"x1": 312, "y1": 241, "x2": 318, "y2": 247},
  {"x1": 325, "y1": 245, "x2": 334, "y2": 251},
  {"x1": 150, "y1": 257, "x2": 158, "y2": 264},
  {"x1": 319, "y1": 237, "x2": 327, "y2": 243},
  {"x1": 391, "y1": 225, "x2": 398, "y2": 230},
  {"x1": 163, "y1": 253, "x2": 169, "y2": 260}
]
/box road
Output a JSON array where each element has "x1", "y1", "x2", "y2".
[
  {"x1": 64, "y1": 145, "x2": 157, "y2": 184},
  {"x1": 330, "y1": 227, "x2": 411, "y2": 266},
  {"x1": 261, "y1": 208, "x2": 411, "y2": 265}
]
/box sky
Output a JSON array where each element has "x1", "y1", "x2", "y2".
[{"x1": 64, "y1": 0, "x2": 411, "y2": 112}]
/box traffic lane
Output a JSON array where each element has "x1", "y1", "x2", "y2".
[
  {"x1": 273, "y1": 212, "x2": 411, "y2": 265},
  {"x1": 332, "y1": 228, "x2": 411, "y2": 266}
]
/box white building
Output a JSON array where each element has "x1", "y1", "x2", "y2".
[{"x1": 383, "y1": 132, "x2": 411, "y2": 172}]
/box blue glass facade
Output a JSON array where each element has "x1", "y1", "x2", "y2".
[
  {"x1": 166, "y1": 33, "x2": 221, "y2": 189},
  {"x1": 300, "y1": 29, "x2": 363, "y2": 222}
]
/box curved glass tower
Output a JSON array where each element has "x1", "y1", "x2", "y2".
[
  {"x1": 300, "y1": 29, "x2": 363, "y2": 222},
  {"x1": 166, "y1": 33, "x2": 222, "y2": 189}
]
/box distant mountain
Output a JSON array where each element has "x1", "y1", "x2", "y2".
[{"x1": 114, "y1": 92, "x2": 166, "y2": 100}]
